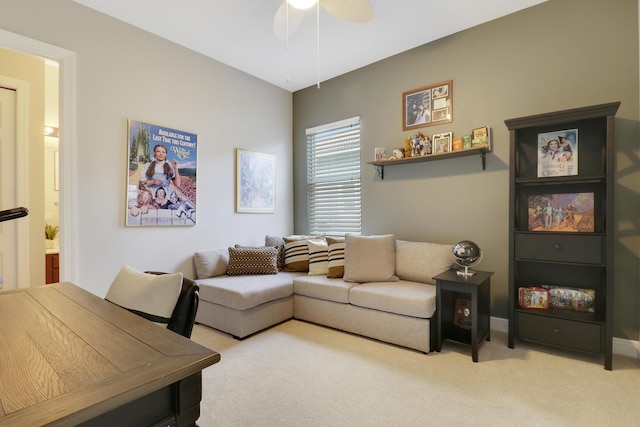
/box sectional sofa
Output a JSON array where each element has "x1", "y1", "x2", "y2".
[{"x1": 192, "y1": 234, "x2": 454, "y2": 353}]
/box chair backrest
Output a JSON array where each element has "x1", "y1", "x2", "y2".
[{"x1": 145, "y1": 271, "x2": 199, "y2": 338}]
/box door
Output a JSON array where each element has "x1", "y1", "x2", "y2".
[{"x1": 0, "y1": 86, "x2": 17, "y2": 289}]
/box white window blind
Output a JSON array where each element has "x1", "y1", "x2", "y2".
[{"x1": 306, "y1": 117, "x2": 361, "y2": 236}]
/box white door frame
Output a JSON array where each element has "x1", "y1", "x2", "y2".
[{"x1": 0, "y1": 29, "x2": 78, "y2": 284}]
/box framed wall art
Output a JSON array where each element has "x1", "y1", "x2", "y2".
[
  {"x1": 126, "y1": 119, "x2": 198, "y2": 226},
  {"x1": 236, "y1": 149, "x2": 276, "y2": 213},
  {"x1": 433, "y1": 132, "x2": 452, "y2": 154},
  {"x1": 402, "y1": 80, "x2": 453, "y2": 131}
]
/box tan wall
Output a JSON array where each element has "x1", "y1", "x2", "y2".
[{"x1": 293, "y1": 0, "x2": 640, "y2": 339}]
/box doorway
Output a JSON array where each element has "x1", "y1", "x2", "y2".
[
  {"x1": 0, "y1": 86, "x2": 18, "y2": 288},
  {"x1": 0, "y1": 29, "x2": 78, "y2": 286}
]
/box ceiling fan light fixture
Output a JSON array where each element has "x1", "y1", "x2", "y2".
[{"x1": 287, "y1": 0, "x2": 317, "y2": 10}]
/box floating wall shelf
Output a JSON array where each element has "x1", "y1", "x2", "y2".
[{"x1": 366, "y1": 145, "x2": 491, "y2": 179}]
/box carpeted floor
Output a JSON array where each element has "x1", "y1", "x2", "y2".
[{"x1": 191, "y1": 320, "x2": 639, "y2": 427}]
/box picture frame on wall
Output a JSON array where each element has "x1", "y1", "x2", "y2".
[
  {"x1": 236, "y1": 149, "x2": 276, "y2": 213},
  {"x1": 126, "y1": 119, "x2": 198, "y2": 226},
  {"x1": 402, "y1": 80, "x2": 453, "y2": 131},
  {"x1": 433, "y1": 132, "x2": 452, "y2": 154}
]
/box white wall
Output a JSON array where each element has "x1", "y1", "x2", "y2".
[{"x1": 0, "y1": 0, "x2": 294, "y2": 296}]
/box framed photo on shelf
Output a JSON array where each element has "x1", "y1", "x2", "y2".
[
  {"x1": 402, "y1": 80, "x2": 452, "y2": 131},
  {"x1": 432, "y1": 132, "x2": 452, "y2": 154},
  {"x1": 471, "y1": 126, "x2": 491, "y2": 149},
  {"x1": 236, "y1": 149, "x2": 276, "y2": 213},
  {"x1": 537, "y1": 128, "x2": 578, "y2": 177},
  {"x1": 527, "y1": 192, "x2": 594, "y2": 232},
  {"x1": 374, "y1": 147, "x2": 387, "y2": 161}
]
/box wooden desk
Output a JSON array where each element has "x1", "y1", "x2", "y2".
[{"x1": 0, "y1": 282, "x2": 220, "y2": 426}]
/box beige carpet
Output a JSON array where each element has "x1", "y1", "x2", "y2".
[{"x1": 191, "y1": 320, "x2": 639, "y2": 427}]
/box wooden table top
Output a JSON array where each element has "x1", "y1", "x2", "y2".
[{"x1": 0, "y1": 282, "x2": 220, "y2": 426}]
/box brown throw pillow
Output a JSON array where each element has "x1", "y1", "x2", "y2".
[
  {"x1": 226, "y1": 246, "x2": 278, "y2": 275},
  {"x1": 265, "y1": 235, "x2": 286, "y2": 271}
]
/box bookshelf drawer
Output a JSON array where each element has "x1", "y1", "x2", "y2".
[
  {"x1": 515, "y1": 234, "x2": 603, "y2": 264},
  {"x1": 517, "y1": 312, "x2": 602, "y2": 353}
]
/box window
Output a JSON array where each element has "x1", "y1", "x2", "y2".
[{"x1": 306, "y1": 117, "x2": 361, "y2": 236}]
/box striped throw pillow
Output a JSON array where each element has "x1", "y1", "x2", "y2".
[
  {"x1": 283, "y1": 237, "x2": 311, "y2": 272},
  {"x1": 326, "y1": 237, "x2": 345, "y2": 278},
  {"x1": 226, "y1": 246, "x2": 278, "y2": 275},
  {"x1": 307, "y1": 239, "x2": 329, "y2": 276}
]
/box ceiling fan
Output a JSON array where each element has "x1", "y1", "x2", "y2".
[{"x1": 273, "y1": 0, "x2": 375, "y2": 41}]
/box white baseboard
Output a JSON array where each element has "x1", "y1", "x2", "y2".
[{"x1": 490, "y1": 316, "x2": 639, "y2": 359}]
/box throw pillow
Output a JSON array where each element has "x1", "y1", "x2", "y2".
[
  {"x1": 265, "y1": 235, "x2": 286, "y2": 271},
  {"x1": 236, "y1": 244, "x2": 283, "y2": 271},
  {"x1": 105, "y1": 265, "x2": 183, "y2": 322},
  {"x1": 343, "y1": 234, "x2": 399, "y2": 283},
  {"x1": 326, "y1": 237, "x2": 345, "y2": 278},
  {"x1": 226, "y1": 246, "x2": 278, "y2": 275},
  {"x1": 282, "y1": 235, "x2": 324, "y2": 272},
  {"x1": 193, "y1": 248, "x2": 229, "y2": 279},
  {"x1": 307, "y1": 239, "x2": 329, "y2": 276}
]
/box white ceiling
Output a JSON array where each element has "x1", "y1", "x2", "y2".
[{"x1": 73, "y1": 0, "x2": 546, "y2": 92}]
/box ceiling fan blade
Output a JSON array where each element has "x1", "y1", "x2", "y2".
[
  {"x1": 321, "y1": 0, "x2": 374, "y2": 23},
  {"x1": 273, "y1": 2, "x2": 305, "y2": 41}
]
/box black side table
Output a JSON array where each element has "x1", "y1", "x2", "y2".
[{"x1": 433, "y1": 269, "x2": 493, "y2": 362}]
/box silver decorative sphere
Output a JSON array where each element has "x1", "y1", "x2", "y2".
[{"x1": 451, "y1": 240, "x2": 482, "y2": 276}]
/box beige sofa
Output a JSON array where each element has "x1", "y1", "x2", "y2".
[{"x1": 193, "y1": 235, "x2": 453, "y2": 353}]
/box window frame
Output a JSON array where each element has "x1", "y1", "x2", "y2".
[{"x1": 306, "y1": 116, "x2": 362, "y2": 236}]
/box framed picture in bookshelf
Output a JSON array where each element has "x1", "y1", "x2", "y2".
[
  {"x1": 519, "y1": 287, "x2": 550, "y2": 310},
  {"x1": 527, "y1": 192, "x2": 594, "y2": 232},
  {"x1": 433, "y1": 132, "x2": 452, "y2": 154},
  {"x1": 537, "y1": 128, "x2": 578, "y2": 177},
  {"x1": 546, "y1": 285, "x2": 595, "y2": 312}
]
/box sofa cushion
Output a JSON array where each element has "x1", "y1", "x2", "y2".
[
  {"x1": 226, "y1": 246, "x2": 278, "y2": 275},
  {"x1": 265, "y1": 235, "x2": 286, "y2": 270},
  {"x1": 396, "y1": 240, "x2": 454, "y2": 284},
  {"x1": 293, "y1": 275, "x2": 357, "y2": 304},
  {"x1": 349, "y1": 280, "x2": 437, "y2": 318},
  {"x1": 193, "y1": 248, "x2": 229, "y2": 279},
  {"x1": 307, "y1": 239, "x2": 329, "y2": 276},
  {"x1": 326, "y1": 237, "x2": 345, "y2": 279},
  {"x1": 106, "y1": 265, "x2": 183, "y2": 320},
  {"x1": 197, "y1": 272, "x2": 303, "y2": 310},
  {"x1": 343, "y1": 234, "x2": 398, "y2": 283}
]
